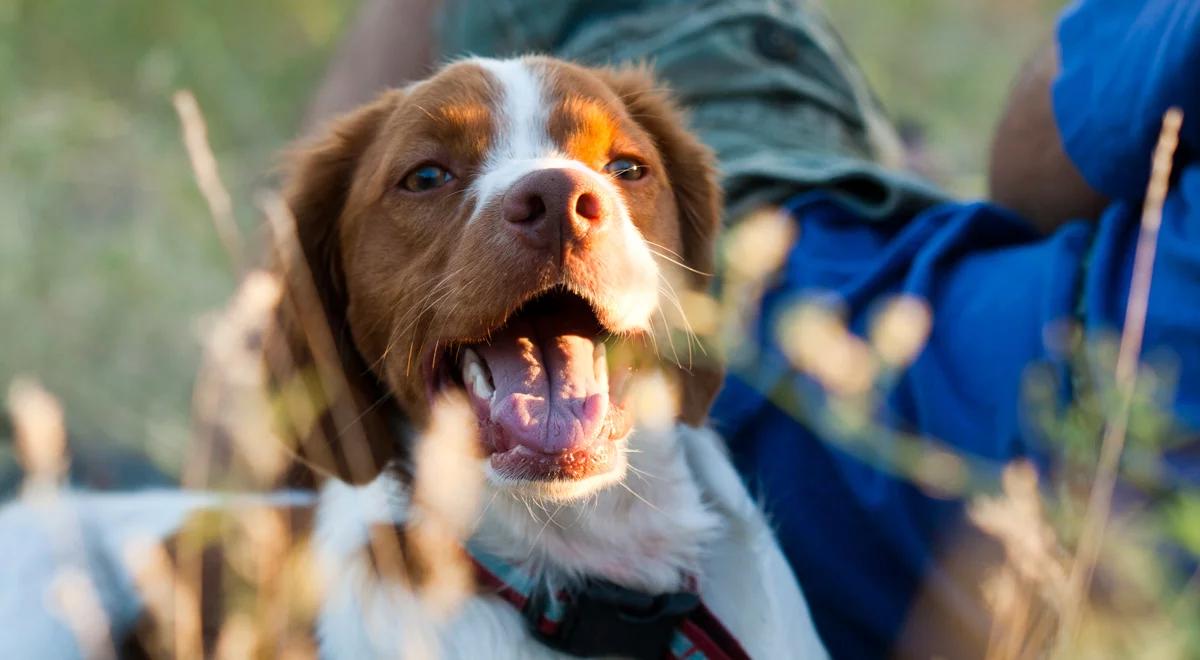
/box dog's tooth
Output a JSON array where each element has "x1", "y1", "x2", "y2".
[
  {"x1": 473, "y1": 368, "x2": 495, "y2": 400},
  {"x1": 593, "y1": 341, "x2": 609, "y2": 391},
  {"x1": 461, "y1": 348, "x2": 494, "y2": 400},
  {"x1": 460, "y1": 348, "x2": 479, "y2": 382}
]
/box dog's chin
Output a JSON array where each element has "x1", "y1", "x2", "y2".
[{"x1": 483, "y1": 440, "x2": 629, "y2": 503}]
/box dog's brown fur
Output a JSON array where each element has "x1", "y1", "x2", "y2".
[{"x1": 264, "y1": 60, "x2": 723, "y2": 487}]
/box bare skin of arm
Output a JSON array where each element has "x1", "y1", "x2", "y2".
[
  {"x1": 988, "y1": 40, "x2": 1109, "y2": 233},
  {"x1": 304, "y1": 0, "x2": 442, "y2": 131}
]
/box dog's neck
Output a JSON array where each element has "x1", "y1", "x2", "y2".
[
  {"x1": 313, "y1": 422, "x2": 722, "y2": 599},
  {"x1": 310, "y1": 421, "x2": 826, "y2": 659},
  {"x1": 472, "y1": 423, "x2": 723, "y2": 594}
]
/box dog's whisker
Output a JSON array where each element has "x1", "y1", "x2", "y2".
[
  {"x1": 645, "y1": 315, "x2": 663, "y2": 361},
  {"x1": 656, "y1": 284, "x2": 695, "y2": 367},
  {"x1": 405, "y1": 340, "x2": 417, "y2": 379},
  {"x1": 518, "y1": 493, "x2": 539, "y2": 523},
  {"x1": 531, "y1": 503, "x2": 566, "y2": 547},
  {"x1": 648, "y1": 247, "x2": 712, "y2": 277},
  {"x1": 389, "y1": 273, "x2": 464, "y2": 343},
  {"x1": 656, "y1": 280, "x2": 706, "y2": 367},
  {"x1": 379, "y1": 269, "x2": 470, "y2": 376},
  {"x1": 384, "y1": 269, "x2": 466, "y2": 373},
  {"x1": 659, "y1": 308, "x2": 683, "y2": 367},
  {"x1": 653, "y1": 308, "x2": 685, "y2": 370},
  {"x1": 472, "y1": 490, "x2": 502, "y2": 530},
  {"x1": 656, "y1": 272, "x2": 706, "y2": 359},
  {"x1": 619, "y1": 480, "x2": 665, "y2": 515},
  {"x1": 626, "y1": 463, "x2": 661, "y2": 485},
  {"x1": 642, "y1": 239, "x2": 687, "y2": 262},
  {"x1": 568, "y1": 498, "x2": 592, "y2": 529},
  {"x1": 365, "y1": 263, "x2": 469, "y2": 341},
  {"x1": 339, "y1": 390, "x2": 398, "y2": 436}
]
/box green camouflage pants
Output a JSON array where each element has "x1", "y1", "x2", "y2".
[{"x1": 438, "y1": 0, "x2": 942, "y2": 220}]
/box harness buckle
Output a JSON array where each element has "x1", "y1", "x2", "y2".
[{"x1": 525, "y1": 579, "x2": 700, "y2": 659}]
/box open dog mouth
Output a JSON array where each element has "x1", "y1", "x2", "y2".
[{"x1": 429, "y1": 289, "x2": 633, "y2": 484}]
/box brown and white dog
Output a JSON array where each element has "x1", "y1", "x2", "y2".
[{"x1": 0, "y1": 57, "x2": 826, "y2": 659}]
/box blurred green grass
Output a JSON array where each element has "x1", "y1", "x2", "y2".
[
  {"x1": 827, "y1": 0, "x2": 1066, "y2": 192},
  {"x1": 0, "y1": 0, "x2": 1063, "y2": 476},
  {"x1": 1, "y1": 0, "x2": 354, "y2": 471}
]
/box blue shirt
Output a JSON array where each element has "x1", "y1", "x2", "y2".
[{"x1": 711, "y1": 1, "x2": 1200, "y2": 656}]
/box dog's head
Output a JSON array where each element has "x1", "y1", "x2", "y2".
[{"x1": 267, "y1": 57, "x2": 722, "y2": 501}]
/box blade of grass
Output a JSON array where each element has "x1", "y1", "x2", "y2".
[
  {"x1": 1057, "y1": 107, "x2": 1184, "y2": 652},
  {"x1": 173, "y1": 90, "x2": 244, "y2": 275}
]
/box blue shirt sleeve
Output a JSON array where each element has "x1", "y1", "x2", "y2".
[
  {"x1": 711, "y1": 194, "x2": 1092, "y2": 658},
  {"x1": 714, "y1": 168, "x2": 1200, "y2": 656},
  {"x1": 1053, "y1": 0, "x2": 1200, "y2": 201}
]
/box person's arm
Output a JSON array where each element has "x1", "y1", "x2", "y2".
[
  {"x1": 987, "y1": 40, "x2": 1108, "y2": 234},
  {"x1": 303, "y1": 0, "x2": 442, "y2": 131}
]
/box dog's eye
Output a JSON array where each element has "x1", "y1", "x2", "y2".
[
  {"x1": 401, "y1": 164, "x2": 455, "y2": 192},
  {"x1": 603, "y1": 158, "x2": 647, "y2": 181}
]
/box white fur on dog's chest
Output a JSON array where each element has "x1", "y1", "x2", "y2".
[
  {"x1": 318, "y1": 563, "x2": 565, "y2": 659},
  {"x1": 313, "y1": 425, "x2": 828, "y2": 659}
]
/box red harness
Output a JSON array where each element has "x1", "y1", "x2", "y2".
[{"x1": 469, "y1": 545, "x2": 751, "y2": 660}]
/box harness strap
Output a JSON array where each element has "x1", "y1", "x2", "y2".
[{"x1": 469, "y1": 543, "x2": 750, "y2": 660}]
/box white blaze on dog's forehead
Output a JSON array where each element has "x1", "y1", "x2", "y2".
[
  {"x1": 466, "y1": 58, "x2": 631, "y2": 220},
  {"x1": 479, "y1": 58, "x2": 553, "y2": 157},
  {"x1": 468, "y1": 57, "x2": 558, "y2": 209},
  {"x1": 463, "y1": 57, "x2": 661, "y2": 332}
]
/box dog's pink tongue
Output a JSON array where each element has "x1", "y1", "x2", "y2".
[{"x1": 476, "y1": 313, "x2": 608, "y2": 455}]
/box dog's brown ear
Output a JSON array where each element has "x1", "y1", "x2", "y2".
[
  {"x1": 265, "y1": 91, "x2": 403, "y2": 486},
  {"x1": 597, "y1": 66, "x2": 725, "y2": 425}
]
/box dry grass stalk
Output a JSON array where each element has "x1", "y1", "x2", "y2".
[
  {"x1": 407, "y1": 392, "x2": 483, "y2": 616},
  {"x1": 909, "y1": 446, "x2": 968, "y2": 499},
  {"x1": 8, "y1": 378, "x2": 69, "y2": 493},
  {"x1": 228, "y1": 508, "x2": 290, "y2": 635},
  {"x1": 171, "y1": 91, "x2": 421, "y2": 654},
  {"x1": 722, "y1": 208, "x2": 796, "y2": 282},
  {"x1": 188, "y1": 270, "x2": 288, "y2": 488},
  {"x1": 212, "y1": 613, "x2": 259, "y2": 660},
  {"x1": 779, "y1": 293, "x2": 931, "y2": 397},
  {"x1": 1056, "y1": 107, "x2": 1184, "y2": 651},
  {"x1": 679, "y1": 289, "x2": 720, "y2": 339},
  {"x1": 49, "y1": 567, "x2": 117, "y2": 660},
  {"x1": 627, "y1": 370, "x2": 680, "y2": 432},
  {"x1": 258, "y1": 191, "x2": 411, "y2": 609},
  {"x1": 257, "y1": 192, "x2": 385, "y2": 485},
  {"x1": 172, "y1": 93, "x2": 362, "y2": 654},
  {"x1": 970, "y1": 461, "x2": 1069, "y2": 660},
  {"x1": 122, "y1": 537, "x2": 204, "y2": 660},
  {"x1": 718, "y1": 208, "x2": 797, "y2": 360},
  {"x1": 870, "y1": 295, "x2": 932, "y2": 368},
  {"x1": 224, "y1": 507, "x2": 322, "y2": 657},
  {"x1": 8, "y1": 380, "x2": 123, "y2": 657},
  {"x1": 174, "y1": 92, "x2": 297, "y2": 660},
  {"x1": 778, "y1": 302, "x2": 878, "y2": 397},
  {"x1": 173, "y1": 90, "x2": 243, "y2": 273}
]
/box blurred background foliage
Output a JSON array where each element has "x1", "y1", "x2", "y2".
[{"x1": 0, "y1": 0, "x2": 1063, "y2": 477}]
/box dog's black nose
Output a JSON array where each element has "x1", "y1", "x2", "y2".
[{"x1": 501, "y1": 168, "x2": 610, "y2": 251}]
